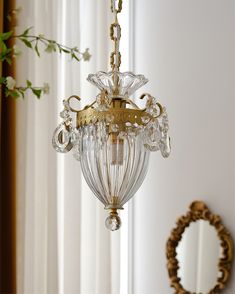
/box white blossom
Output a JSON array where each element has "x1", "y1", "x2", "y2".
[
  {"x1": 13, "y1": 45, "x2": 21, "y2": 57},
  {"x1": 45, "y1": 42, "x2": 56, "y2": 53},
  {"x1": 42, "y1": 83, "x2": 50, "y2": 94},
  {"x1": 6, "y1": 76, "x2": 16, "y2": 90},
  {"x1": 82, "y1": 48, "x2": 91, "y2": 61}
]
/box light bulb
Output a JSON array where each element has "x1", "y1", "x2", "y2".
[{"x1": 109, "y1": 133, "x2": 124, "y2": 165}]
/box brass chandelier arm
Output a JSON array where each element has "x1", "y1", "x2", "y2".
[
  {"x1": 139, "y1": 93, "x2": 152, "y2": 100},
  {"x1": 67, "y1": 95, "x2": 97, "y2": 113},
  {"x1": 66, "y1": 94, "x2": 164, "y2": 120},
  {"x1": 67, "y1": 95, "x2": 81, "y2": 112}
]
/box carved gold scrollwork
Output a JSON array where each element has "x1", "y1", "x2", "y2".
[
  {"x1": 67, "y1": 95, "x2": 81, "y2": 112},
  {"x1": 166, "y1": 201, "x2": 234, "y2": 294},
  {"x1": 76, "y1": 107, "x2": 152, "y2": 128}
]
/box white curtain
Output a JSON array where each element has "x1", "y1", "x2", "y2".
[
  {"x1": 16, "y1": 0, "x2": 133, "y2": 294},
  {"x1": 15, "y1": 0, "x2": 235, "y2": 293}
]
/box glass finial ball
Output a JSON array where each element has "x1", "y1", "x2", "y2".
[{"x1": 105, "y1": 214, "x2": 122, "y2": 231}]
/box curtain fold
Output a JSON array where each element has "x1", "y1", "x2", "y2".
[
  {"x1": 16, "y1": 1, "x2": 59, "y2": 293},
  {"x1": 15, "y1": 1, "x2": 129, "y2": 293},
  {"x1": 0, "y1": 0, "x2": 17, "y2": 293}
]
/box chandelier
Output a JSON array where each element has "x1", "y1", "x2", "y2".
[{"x1": 52, "y1": 0, "x2": 171, "y2": 231}]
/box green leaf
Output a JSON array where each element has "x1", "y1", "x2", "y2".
[
  {"x1": 0, "y1": 47, "x2": 12, "y2": 63},
  {"x1": 0, "y1": 40, "x2": 7, "y2": 54},
  {"x1": 32, "y1": 88, "x2": 42, "y2": 98},
  {"x1": 18, "y1": 89, "x2": 25, "y2": 98},
  {"x1": 6, "y1": 57, "x2": 12, "y2": 65},
  {"x1": 0, "y1": 77, "x2": 5, "y2": 84},
  {"x1": 22, "y1": 27, "x2": 33, "y2": 37},
  {"x1": 20, "y1": 38, "x2": 32, "y2": 48},
  {"x1": 35, "y1": 42, "x2": 40, "y2": 57},
  {"x1": 5, "y1": 89, "x2": 10, "y2": 97},
  {"x1": 61, "y1": 48, "x2": 70, "y2": 53},
  {"x1": 71, "y1": 53, "x2": 80, "y2": 62},
  {"x1": 26, "y1": 80, "x2": 32, "y2": 87},
  {"x1": 0, "y1": 31, "x2": 13, "y2": 41},
  {"x1": 9, "y1": 90, "x2": 20, "y2": 99}
]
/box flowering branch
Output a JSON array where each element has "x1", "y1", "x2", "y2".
[
  {"x1": 0, "y1": 24, "x2": 91, "y2": 99},
  {"x1": 0, "y1": 77, "x2": 49, "y2": 99},
  {"x1": 14, "y1": 27, "x2": 91, "y2": 61}
]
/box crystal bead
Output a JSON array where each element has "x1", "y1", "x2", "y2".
[
  {"x1": 144, "y1": 144, "x2": 159, "y2": 152},
  {"x1": 96, "y1": 92, "x2": 111, "y2": 111},
  {"x1": 64, "y1": 117, "x2": 72, "y2": 127},
  {"x1": 105, "y1": 214, "x2": 121, "y2": 231},
  {"x1": 60, "y1": 109, "x2": 69, "y2": 119},
  {"x1": 125, "y1": 122, "x2": 132, "y2": 127},
  {"x1": 151, "y1": 108, "x2": 160, "y2": 118},
  {"x1": 110, "y1": 124, "x2": 119, "y2": 132},
  {"x1": 159, "y1": 135, "x2": 171, "y2": 158},
  {"x1": 63, "y1": 100, "x2": 69, "y2": 109},
  {"x1": 141, "y1": 115, "x2": 150, "y2": 124},
  {"x1": 146, "y1": 107, "x2": 153, "y2": 115}
]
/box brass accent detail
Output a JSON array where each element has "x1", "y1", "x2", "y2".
[
  {"x1": 111, "y1": 0, "x2": 122, "y2": 13},
  {"x1": 109, "y1": 208, "x2": 118, "y2": 215},
  {"x1": 166, "y1": 201, "x2": 234, "y2": 294},
  {"x1": 67, "y1": 95, "x2": 81, "y2": 112},
  {"x1": 105, "y1": 204, "x2": 124, "y2": 210},
  {"x1": 64, "y1": 95, "x2": 164, "y2": 128},
  {"x1": 76, "y1": 107, "x2": 151, "y2": 128},
  {"x1": 110, "y1": 0, "x2": 122, "y2": 72},
  {"x1": 110, "y1": 52, "x2": 121, "y2": 71},
  {"x1": 110, "y1": 23, "x2": 121, "y2": 41},
  {"x1": 139, "y1": 93, "x2": 153, "y2": 100},
  {"x1": 105, "y1": 196, "x2": 124, "y2": 211}
]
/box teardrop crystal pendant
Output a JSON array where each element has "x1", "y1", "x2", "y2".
[{"x1": 52, "y1": 0, "x2": 171, "y2": 230}]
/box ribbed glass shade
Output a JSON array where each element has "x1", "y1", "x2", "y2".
[{"x1": 79, "y1": 123, "x2": 150, "y2": 210}]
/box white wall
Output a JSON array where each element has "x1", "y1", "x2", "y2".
[{"x1": 132, "y1": 0, "x2": 235, "y2": 293}]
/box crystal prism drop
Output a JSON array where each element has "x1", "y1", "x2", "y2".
[{"x1": 52, "y1": 123, "x2": 73, "y2": 153}]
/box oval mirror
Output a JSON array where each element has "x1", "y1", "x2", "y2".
[{"x1": 166, "y1": 201, "x2": 234, "y2": 294}]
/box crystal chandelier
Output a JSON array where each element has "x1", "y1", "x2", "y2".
[{"x1": 52, "y1": 0, "x2": 171, "y2": 231}]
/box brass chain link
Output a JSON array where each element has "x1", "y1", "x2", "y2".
[{"x1": 110, "y1": 0, "x2": 122, "y2": 71}]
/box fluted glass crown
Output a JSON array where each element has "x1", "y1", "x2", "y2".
[{"x1": 87, "y1": 71, "x2": 148, "y2": 96}]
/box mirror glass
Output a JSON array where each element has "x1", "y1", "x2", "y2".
[{"x1": 176, "y1": 220, "x2": 223, "y2": 293}]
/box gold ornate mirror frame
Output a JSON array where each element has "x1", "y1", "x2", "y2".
[{"x1": 166, "y1": 201, "x2": 234, "y2": 294}]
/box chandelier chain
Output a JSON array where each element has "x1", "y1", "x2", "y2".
[{"x1": 110, "y1": 0, "x2": 122, "y2": 71}]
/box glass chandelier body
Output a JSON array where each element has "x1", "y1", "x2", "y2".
[{"x1": 52, "y1": 0, "x2": 171, "y2": 231}]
